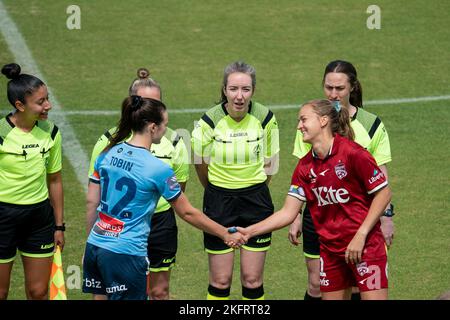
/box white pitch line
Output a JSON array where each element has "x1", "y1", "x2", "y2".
[
  {"x1": 0, "y1": 1, "x2": 89, "y2": 192},
  {"x1": 19, "y1": 94, "x2": 450, "y2": 116}
]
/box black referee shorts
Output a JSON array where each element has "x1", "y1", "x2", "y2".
[
  {"x1": 147, "y1": 208, "x2": 177, "y2": 272},
  {"x1": 0, "y1": 199, "x2": 55, "y2": 262},
  {"x1": 203, "y1": 182, "x2": 274, "y2": 254},
  {"x1": 302, "y1": 205, "x2": 320, "y2": 258}
]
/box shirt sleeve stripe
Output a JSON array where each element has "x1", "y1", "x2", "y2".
[
  {"x1": 165, "y1": 190, "x2": 182, "y2": 202},
  {"x1": 104, "y1": 130, "x2": 113, "y2": 141},
  {"x1": 287, "y1": 192, "x2": 306, "y2": 202},
  {"x1": 367, "y1": 180, "x2": 388, "y2": 194},
  {"x1": 368, "y1": 117, "x2": 382, "y2": 139},
  {"x1": 51, "y1": 125, "x2": 59, "y2": 140},
  {"x1": 89, "y1": 177, "x2": 100, "y2": 184},
  {"x1": 261, "y1": 110, "x2": 274, "y2": 129},
  {"x1": 201, "y1": 114, "x2": 215, "y2": 129}
]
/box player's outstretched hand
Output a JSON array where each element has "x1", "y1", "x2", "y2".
[{"x1": 235, "y1": 226, "x2": 251, "y2": 243}]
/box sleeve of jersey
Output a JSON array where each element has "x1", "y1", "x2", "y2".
[
  {"x1": 157, "y1": 166, "x2": 182, "y2": 202},
  {"x1": 351, "y1": 149, "x2": 388, "y2": 195},
  {"x1": 46, "y1": 129, "x2": 62, "y2": 174},
  {"x1": 292, "y1": 130, "x2": 312, "y2": 159},
  {"x1": 191, "y1": 118, "x2": 214, "y2": 158},
  {"x1": 287, "y1": 162, "x2": 307, "y2": 202},
  {"x1": 263, "y1": 114, "x2": 280, "y2": 158},
  {"x1": 89, "y1": 154, "x2": 104, "y2": 184},
  {"x1": 172, "y1": 137, "x2": 189, "y2": 183},
  {"x1": 368, "y1": 121, "x2": 392, "y2": 166},
  {"x1": 88, "y1": 135, "x2": 109, "y2": 177}
]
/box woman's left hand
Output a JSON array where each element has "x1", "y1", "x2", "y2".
[{"x1": 345, "y1": 232, "x2": 366, "y2": 264}]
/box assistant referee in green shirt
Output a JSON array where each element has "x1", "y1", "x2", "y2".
[{"x1": 0, "y1": 63, "x2": 64, "y2": 300}]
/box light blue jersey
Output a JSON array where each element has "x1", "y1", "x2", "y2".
[{"x1": 88, "y1": 142, "x2": 181, "y2": 256}]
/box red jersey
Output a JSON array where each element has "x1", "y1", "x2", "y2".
[{"x1": 288, "y1": 134, "x2": 388, "y2": 255}]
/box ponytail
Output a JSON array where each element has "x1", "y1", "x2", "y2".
[
  {"x1": 104, "y1": 96, "x2": 135, "y2": 152},
  {"x1": 350, "y1": 79, "x2": 363, "y2": 108},
  {"x1": 336, "y1": 106, "x2": 354, "y2": 140},
  {"x1": 303, "y1": 99, "x2": 354, "y2": 141},
  {"x1": 104, "y1": 96, "x2": 166, "y2": 152}
]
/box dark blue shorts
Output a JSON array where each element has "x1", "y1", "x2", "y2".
[{"x1": 82, "y1": 243, "x2": 149, "y2": 300}]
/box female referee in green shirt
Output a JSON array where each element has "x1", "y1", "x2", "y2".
[
  {"x1": 0, "y1": 63, "x2": 64, "y2": 300},
  {"x1": 192, "y1": 61, "x2": 279, "y2": 300}
]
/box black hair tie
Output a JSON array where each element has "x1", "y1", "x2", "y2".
[{"x1": 131, "y1": 95, "x2": 143, "y2": 110}]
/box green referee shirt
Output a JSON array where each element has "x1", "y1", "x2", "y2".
[
  {"x1": 192, "y1": 102, "x2": 280, "y2": 189},
  {"x1": 293, "y1": 107, "x2": 391, "y2": 165},
  {"x1": 88, "y1": 126, "x2": 189, "y2": 213},
  {"x1": 0, "y1": 114, "x2": 62, "y2": 205}
]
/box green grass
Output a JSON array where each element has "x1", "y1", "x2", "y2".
[{"x1": 1, "y1": 0, "x2": 449, "y2": 300}]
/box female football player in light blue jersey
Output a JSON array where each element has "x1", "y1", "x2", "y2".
[
  {"x1": 88, "y1": 68, "x2": 189, "y2": 300},
  {"x1": 83, "y1": 96, "x2": 245, "y2": 300}
]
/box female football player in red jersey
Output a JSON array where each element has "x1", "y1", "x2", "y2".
[
  {"x1": 237, "y1": 99, "x2": 391, "y2": 300},
  {"x1": 289, "y1": 60, "x2": 394, "y2": 300}
]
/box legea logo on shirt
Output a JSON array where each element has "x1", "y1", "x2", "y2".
[{"x1": 312, "y1": 186, "x2": 350, "y2": 207}]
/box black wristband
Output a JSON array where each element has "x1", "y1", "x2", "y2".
[
  {"x1": 383, "y1": 204, "x2": 395, "y2": 217},
  {"x1": 55, "y1": 223, "x2": 66, "y2": 232}
]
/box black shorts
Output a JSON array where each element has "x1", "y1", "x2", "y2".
[
  {"x1": 302, "y1": 205, "x2": 320, "y2": 258},
  {"x1": 203, "y1": 182, "x2": 274, "y2": 254},
  {"x1": 147, "y1": 208, "x2": 178, "y2": 272},
  {"x1": 0, "y1": 199, "x2": 55, "y2": 262}
]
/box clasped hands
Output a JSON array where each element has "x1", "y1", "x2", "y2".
[{"x1": 223, "y1": 226, "x2": 250, "y2": 249}]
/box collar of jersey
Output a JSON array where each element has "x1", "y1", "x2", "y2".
[
  {"x1": 6, "y1": 113, "x2": 15, "y2": 128},
  {"x1": 124, "y1": 141, "x2": 148, "y2": 150},
  {"x1": 6, "y1": 112, "x2": 38, "y2": 130},
  {"x1": 351, "y1": 107, "x2": 359, "y2": 121}
]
